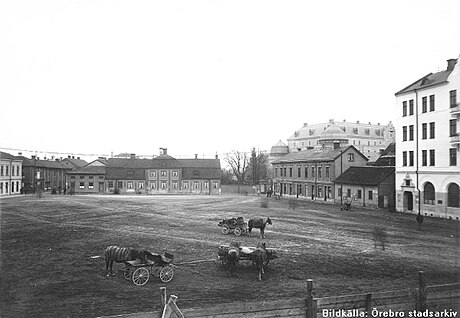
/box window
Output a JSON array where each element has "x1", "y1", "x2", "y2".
[
  {"x1": 423, "y1": 182, "x2": 435, "y2": 205},
  {"x1": 79, "y1": 182, "x2": 85, "y2": 189},
  {"x1": 88, "y1": 182, "x2": 94, "y2": 190},
  {"x1": 348, "y1": 153, "x2": 354, "y2": 162},
  {"x1": 161, "y1": 181, "x2": 167, "y2": 189},
  {"x1": 117, "y1": 181, "x2": 123, "y2": 188},
  {"x1": 450, "y1": 90, "x2": 457, "y2": 108},
  {"x1": 402, "y1": 126, "x2": 407, "y2": 141},
  {"x1": 429, "y1": 122, "x2": 435, "y2": 139},
  {"x1": 338, "y1": 188, "x2": 342, "y2": 197},
  {"x1": 422, "y1": 123, "x2": 427, "y2": 139},
  {"x1": 0, "y1": 166, "x2": 3, "y2": 176},
  {"x1": 325, "y1": 166, "x2": 330, "y2": 178},
  {"x1": 447, "y1": 183, "x2": 459, "y2": 207},
  {"x1": 368, "y1": 191, "x2": 373, "y2": 200},
  {"x1": 172, "y1": 170, "x2": 178, "y2": 177},
  {"x1": 5, "y1": 166, "x2": 8, "y2": 176},
  {"x1": 409, "y1": 99, "x2": 414, "y2": 115},
  {"x1": 127, "y1": 181, "x2": 133, "y2": 189},
  {"x1": 304, "y1": 167, "x2": 308, "y2": 178},
  {"x1": 365, "y1": 129, "x2": 370, "y2": 135},
  {"x1": 429, "y1": 95, "x2": 435, "y2": 111},
  {"x1": 150, "y1": 182, "x2": 156, "y2": 189},
  {"x1": 318, "y1": 167, "x2": 322, "y2": 179},
  {"x1": 108, "y1": 181, "x2": 114, "y2": 189},
  {"x1": 409, "y1": 151, "x2": 414, "y2": 166},
  {"x1": 150, "y1": 171, "x2": 156, "y2": 177},
  {"x1": 89, "y1": 175, "x2": 93, "y2": 179},
  {"x1": 375, "y1": 129, "x2": 381, "y2": 136},
  {"x1": 297, "y1": 166, "x2": 301, "y2": 178},
  {"x1": 312, "y1": 167, "x2": 316, "y2": 177},
  {"x1": 161, "y1": 170, "x2": 167, "y2": 177},
  {"x1": 409, "y1": 125, "x2": 414, "y2": 141},
  {"x1": 353, "y1": 128, "x2": 358, "y2": 134},
  {"x1": 429, "y1": 150, "x2": 435, "y2": 166},
  {"x1": 204, "y1": 181, "x2": 209, "y2": 189},
  {"x1": 402, "y1": 101, "x2": 407, "y2": 116},
  {"x1": 347, "y1": 189, "x2": 351, "y2": 197},
  {"x1": 172, "y1": 181, "x2": 178, "y2": 189},
  {"x1": 193, "y1": 181, "x2": 199, "y2": 189},
  {"x1": 213, "y1": 181, "x2": 218, "y2": 189},
  {"x1": 283, "y1": 168, "x2": 287, "y2": 177},
  {"x1": 422, "y1": 150, "x2": 427, "y2": 166},
  {"x1": 138, "y1": 182, "x2": 144, "y2": 189},
  {"x1": 450, "y1": 148, "x2": 457, "y2": 166},
  {"x1": 182, "y1": 181, "x2": 188, "y2": 189},
  {"x1": 402, "y1": 151, "x2": 407, "y2": 166},
  {"x1": 422, "y1": 96, "x2": 427, "y2": 113},
  {"x1": 80, "y1": 176, "x2": 84, "y2": 179},
  {"x1": 450, "y1": 119, "x2": 457, "y2": 137},
  {"x1": 289, "y1": 167, "x2": 292, "y2": 177},
  {"x1": 357, "y1": 189, "x2": 362, "y2": 199}
]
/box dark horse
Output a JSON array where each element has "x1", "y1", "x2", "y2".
[
  {"x1": 248, "y1": 217, "x2": 272, "y2": 238},
  {"x1": 226, "y1": 242, "x2": 240, "y2": 277},
  {"x1": 251, "y1": 242, "x2": 268, "y2": 281},
  {"x1": 104, "y1": 246, "x2": 151, "y2": 276}
]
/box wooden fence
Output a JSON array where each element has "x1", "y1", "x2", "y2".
[{"x1": 102, "y1": 272, "x2": 460, "y2": 318}]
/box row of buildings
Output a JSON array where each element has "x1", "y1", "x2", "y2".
[
  {"x1": 269, "y1": 55, "x2": 459, "y2": 220},
  {"x1": 0, "y1": 148, "x2": 222, "y2": 196}
]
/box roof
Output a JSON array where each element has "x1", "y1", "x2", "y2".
[
  {"x1": 62, "y1": 158, "x2": 88, "y2": 168},
  {"x1": 395, "y1": 58, "x2": 457, "y2": 95},
  {"x1": 272, "y1": 145, "x2": 367, "y2": 164},
  {"x1": 17, "y1": 156, "x2": 74, "y2": 170},
  {"x1": 334, "y1": 166, "x2": 394, "y2": 186},
  {"x1": 67, "y1": 165, "x2": 106, "y2": 175},
  {"x1": 0, "y1": 151, "x2": 21, "y2": 161}
]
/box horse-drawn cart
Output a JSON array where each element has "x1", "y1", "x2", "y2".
[
  {"x1": 218, "y1": 217, "x2": 248, "y2": 236},
  {"x1": 123, "y1": 252, "x2": 174, "y2": 286},
  {"x1": 217, "y1": 244, "x2": 278, "y2": 266}
]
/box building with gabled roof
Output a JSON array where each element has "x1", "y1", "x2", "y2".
[
  {"x1": 271, "y1": 145, "x2": 368, "y2": 201},
  {"x1": 66, "y1": 158, "x2": 107, "y2": 194},
  {"x1": 395, "y1": 55, "x2": 459, "y2": 220},
  {"x1": 105, "y1": 148, "x2": 221, "y2": 195},
  {"x1": 334, "y1": 166, "x2": 395, "y2": 209}
]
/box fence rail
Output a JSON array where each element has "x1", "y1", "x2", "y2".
[{"x1": 101, "y1": 272, "x2": 460, "y2": 318}]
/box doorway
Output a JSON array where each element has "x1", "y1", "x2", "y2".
[{"x1": 403, "y1": 191, "x2": 414, "y2": 211}]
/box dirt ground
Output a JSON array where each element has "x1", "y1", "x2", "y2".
[{"x1": 1, "y1": 194, "x2": 459, "y2": 317}]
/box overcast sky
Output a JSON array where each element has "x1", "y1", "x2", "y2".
[{"x1": 1, "y1": 0, "x2": 459, "y2": 161}]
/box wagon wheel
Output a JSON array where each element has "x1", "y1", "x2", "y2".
[
  {"x1": 123, "y1": 265, "x2": 134, "y2": 280},
  {"x1": 132, "y1": 267, "x2": 150, "y2": 286},
  {"x1": 241, "y1": 228, "x2": 247, "y2": 235},
  {"x1": 159, "y1": 266, "x2": 174, "y2": 283},
  {"x1": 221, "y1": 225, "x2": 230, "y2": 235},
  {"x1": 234, "y1": 228, "x2": 242, "y2": 236}
]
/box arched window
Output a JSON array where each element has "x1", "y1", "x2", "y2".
[
  {"x1": 447, "y1": 183, "x2": 460, "y2": 208},
  {"x1": 423, "y1": 182, "x2": 435, "y2": 205}
]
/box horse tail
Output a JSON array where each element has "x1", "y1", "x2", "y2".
[{"x1": 248, "y1": 219, "x2": 253, "y2": 229}]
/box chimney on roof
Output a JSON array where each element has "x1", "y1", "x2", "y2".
[
  {"x1": 159, "y1": 148, "x2": 167, "y2": 156},
  {"x1": 77, "y1": 157, "x2": 80, "y2": 160},
  {"x1": 68, "y1": 155, "x2": 71, "y2": 158},
  {"x1": 72, "y1": 156, "x2": 75, "y2": 159},
  {"x1": 447, "y1": 59, "x2": 457, "y2": 71},
  {"x1": 343, "y1": 119, "x2": 346, "y2": 122},
  {"x1": 130, "y1": 154, "x2": 135, "y2": 159},
  {"x1": 356, "y1": 121, "x2": 360, "y2": 124},
  {"x1": 18, "y1": 152, "x2": 22, "y2": 156},
  {"x1": 215, "y1": 154, "x2": 218, "y2": 159},
  {"x1": 55, "y1": 159, "x2": 59, "y2": 161},
  {"x1": 303, "y1": 123, "x2": 308, "y2": 127},
  {"x1": 329, "y1": 119, "x2": 334, "y2": 124},
  {"x1": 195, "y1": 154, "x2": 198, "y2": 159}
]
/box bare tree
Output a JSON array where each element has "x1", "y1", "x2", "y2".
[
  {"x1": 247, "y1": 148, "x2": 270, "y2": 185},
  {"x1": 224, "y1": 150, "x2": 249, "y2": 188}
]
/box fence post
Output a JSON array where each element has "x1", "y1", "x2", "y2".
[
  {"x1": 365, "y1": 293, "x2": 372, "y2": 316},
  {"x1": 306, "y1": 279, "x2": 314, "y2": 318},
  {"x1": 160, "y1": 287, "x2": 167, "y2": 308},
  {"x1": 417, "y1": 271, "x2": 427, "y2": 311}
]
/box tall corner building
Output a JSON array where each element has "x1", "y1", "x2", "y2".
[{"x1": 395, "y1": 56, "x2": 460, "y2": 219}]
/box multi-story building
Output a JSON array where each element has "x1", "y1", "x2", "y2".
[
  {"x1": 66, "y1": 158, "x2": 107, "y2": 194},
  {"x1": 287, "y1": 119, "x2": 395, "y2": 161},
  {"x1": 395, "y1": 56, "x2": 460, "y2": 219},
  {"x1": 18, "y1": 155, "x2": 86, "y2": 193},
  {"x1": 105, "y1": 148, "x2": 222, "y2": 195},
  {"x1": 0, "y1": 152, "x2": 23, "y2": 196},
  {"x1": 272, "y1": 125, "x2": 369, "y2": 201}
]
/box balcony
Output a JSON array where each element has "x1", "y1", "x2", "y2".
[{"x1": 451, "y1": 103, "x2": 460, "y2": 117}]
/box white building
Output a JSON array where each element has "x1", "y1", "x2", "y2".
[
  {"x1": 0, "y1": 151, "x2": 23, "y2": 196},
  {"x1": 287, "y1": 119, "x2": 395, "y2": 162},
  {"x1": 394, "y1": 56, "x2": 460, "y2": 220}
]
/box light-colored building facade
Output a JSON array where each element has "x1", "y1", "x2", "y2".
[
  {"x1": 0, "y1": 152, "x2": 23, "y2": 196},
  {"x1": 287, "y1": 119, "x2": 395, "y2": 161},
  {"x1": 395, "y1": 56, "x2": 460, "y2": 220}
]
